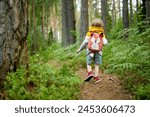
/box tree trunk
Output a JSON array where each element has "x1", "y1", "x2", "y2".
[
  {"x1": 146, "y1": 0, "x2": 150, "y2": 21},
  {"x1": 101, "y1": 0, "x2": 108, "y2": 35},
  {"x1": 0, "y1": 0, "x2": 28, "y2": 80},
  {"x1": 112, "y1": 0, "x2": 116, "y2": 27},
  {"x1": 61, "y1": 0, "x2": 69, "y2": 46},
  {"x1": 31, "y1": 0, "x2": 38, "y2": 54},
  {"x1": 141, "y1": 0, "x2": 146, "y2": 20},
  {"x1": 80, "y1": 0, "x2": 89, "y2": 42},
  {"x1": 136, "y1": 0, "x2": 139, "y2": 12},
  {"x1": 130, "y1": 0, "x2": 133, "y2": 25},
  {"x1": 61, "y1": 0, "x2": 76, "y2": 46},
  {"x1": 42, "y1": 1, "x2": 45, "y2": 37},
  {"x1": 123, "y1": 0, "x2": 129, "y2": 38},
  {"x1": 123, "y1": 0, "x2": 129, "y2": 29},
  {"x1": 67, "y1": 0, "x2": 76, "y2": 45}
]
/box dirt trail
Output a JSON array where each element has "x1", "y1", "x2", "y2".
[
  {"x1": 77, "y1": 68, "x2": 132, "y2": 100},
  {"x1": 49, "y1": 60, "x2": 132, "y2": 100}
]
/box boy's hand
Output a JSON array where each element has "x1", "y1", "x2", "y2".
[{"x1": 76, "y1": 49, "x2": 80, "y2": 53}]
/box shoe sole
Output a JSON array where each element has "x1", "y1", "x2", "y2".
[
  {"x1": 94, "y1": 79, "x2": 102, "y2": 83},
  {"x1": 84, "y1": 75, "x2": 93, "y2": 82}
]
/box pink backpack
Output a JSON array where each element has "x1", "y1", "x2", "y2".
[{"x1": 87, "y1": 33, "x2": 103, "y2": 52}]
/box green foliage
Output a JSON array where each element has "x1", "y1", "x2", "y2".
[
  {"x1": 108, "y1": 19, "x2": 123, "y2": 40},
  {"x1": 53, "y1": 43, "x2": 87, "y2": 69},
  {"x1": 104, "y1": 22, "x2": 150, "y2": 99},
  {"x1": 3, "y1": 43, "x2": 81, "y2": 100}
]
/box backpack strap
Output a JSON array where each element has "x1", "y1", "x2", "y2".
[{"x1": 99, "y1": 33, "x2": 103, "y2": 37}]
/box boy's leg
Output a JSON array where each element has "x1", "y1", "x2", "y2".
[
  {"x1": 84, "y1": 64, "x2": 93, "y2": 81},
  {"x1": 87, "y1": 64, "x2": 92, "y2": 72},
  {"x1": 94, "y1": 64, "x2": 102, "y2": 83},
  {"x1": 94, "y1": 54, "x2": 102, "y2": 83},
  {"x1": 94, "y1": 64, "x2": 99, "y2": 77},
  {"x1": 84, "y1": 54, "x2": 93, "y2": 81}
]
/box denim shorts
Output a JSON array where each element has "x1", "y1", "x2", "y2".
[{"x1": 86, "y1": 53, "x2": 102, "y2": 65}]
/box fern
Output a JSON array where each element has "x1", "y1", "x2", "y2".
[
  {"x1": 105, "y1": 23, "x2": 150, "y2": 99},
  {"x1": 113, "y1": 63, "x2": 140, "y2": 70}
]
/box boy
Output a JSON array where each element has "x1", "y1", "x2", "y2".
[{"x1": 77, "y1": 18, "x2": 108, "y2": 83}]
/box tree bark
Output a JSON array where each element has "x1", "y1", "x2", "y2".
[
  {"x1": 42, "y1": 1, "x2": 45, "y2": 37},
  {"x1": 130, "y1": 0, "x2": 133, "y2": 25},
  {"x1": 123, "y1": 0, "x2": 129, "y2": 38},
  {"x1": 146, "y1": 0, "x2": 150, "y2": 21},
  {"x1": 0, "y1": 0, "x2": 28, "y2": 80},
  {"x1": 141, "y1": 0, "x2": 146, "y2": 20},
  {"x1": 30, "y1": 0, "x2": 38, "y2": 54},
  {"x1": 123, "y1": 0, "x2": 129, "y2": 29},
  {"x1": 112, "y1": 0, "x2": 116, "y2": 27},
  {"x1": 80, "y1": 0, "x2": 89, "y2": 42},
  {"x1": 101, "y1": 0, "x2": 108, "y2": 35},
  {"x1": 61, "y1": 0, "x2": 69, "y2": 46},
  {"x1": 136, "y1": 0, "x2": 139, "y2": 12},
  {"x1": 61, "y1": 0, "x2": 76, "y2": 46},
  {"x1": 67, "y1": 0, "x2": 76, "y2": 45}
]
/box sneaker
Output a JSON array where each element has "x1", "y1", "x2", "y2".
[
  {"x1": 84, "y1": 71, "x2": 93, "y2": 82},
  {"x1": 94, "y1": 77, "x2": 102, "y2": 83}
]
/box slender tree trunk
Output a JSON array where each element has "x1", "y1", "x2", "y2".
[
  {"x1": 146, "y1": 0, "x2": 150, "y2": 21},
  {"x1": 101, "y1": 0, "x2": 108, "y2": 35},
  {"x1": 61, "y1": 0, "x2": 69, "y2": 46},
  {"x1": 141, "y1": 0, "x2": 146, "y2": 20},
  {"x1": 80, "y1": 0, "x2": 89, "y2": 42},
  {"x1": 136, "y1": 0, "x2": 139, "y2": 12},
  {"x1": 67, "y1": 0, "x2": 76, "y2": 45},
  {"x1": 112, "y1": 0, "x2": 116, "y2": 27},
  {"x1": 42, "y1": 1, "x2": 45, "y2": 37},
  {"x1": 0, "y1": 0, "x2": 28, "y2": 80},
  {"x1": 136, "y1": 0, "x2": 139, "y2": 21},
  {"x1": 31, "y1": 0, "x2": 38, "y2": 53},
  {"x1": 46, "y1": 7, "x2": 49, "y2": 40},
  {"x1": 130, "y1": 0, "x2": 133, "y2": 25},
  {"x1": 123, "y1": 0, "x2": 129, "y2": 38}
]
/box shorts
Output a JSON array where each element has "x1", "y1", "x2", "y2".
[{"x1": 86, "y1": 53, "x2": 102, "y2": 65}]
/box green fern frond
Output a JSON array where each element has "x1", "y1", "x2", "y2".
[{"x1": 113, "y1": 63, "x2": 140, "y2": 70}]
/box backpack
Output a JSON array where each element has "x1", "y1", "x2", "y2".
[{"x1": 87, "y1": 33, "x2": 103, "y2": 52}]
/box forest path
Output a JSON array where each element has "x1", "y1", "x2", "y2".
[
  {"x1": 77, "y1": 68, "x2": 132, "y2": 100},
  {"x1": 49, "y1": 60, "x2": 132, "y2": 100}
]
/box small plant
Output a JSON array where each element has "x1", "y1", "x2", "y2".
[
  {"x1": 3, "y1": 44, "x2": 82, "y2": 100},
  {"x1": 104, "y1": 22, "x2": 150, "y2": 99}
]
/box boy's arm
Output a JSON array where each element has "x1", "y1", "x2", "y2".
[
  {"x1": 103, "y1": 38, "x2": 108, "y2": 45},
  {"x1": 77, "y1": 36, "x2": 89, "y2": 53}
]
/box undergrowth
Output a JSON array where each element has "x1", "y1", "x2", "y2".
[
  {"x1": 103, "y1": 21, "x2": 150, "y2": 99},
  {"x1": 3, "y1": 43, "x2": 82, "y2": 100}
]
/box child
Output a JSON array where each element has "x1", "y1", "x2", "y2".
[{"x1": 77, "y1": 18, "x2": 108, "y2": 83}]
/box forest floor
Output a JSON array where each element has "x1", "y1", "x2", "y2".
[
  {"x1": 77, "y1": 68, "x2": 132, "y2": 100},
  {"x1": 49, "y1": 60, "x2": 132, "y2": 100}
]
